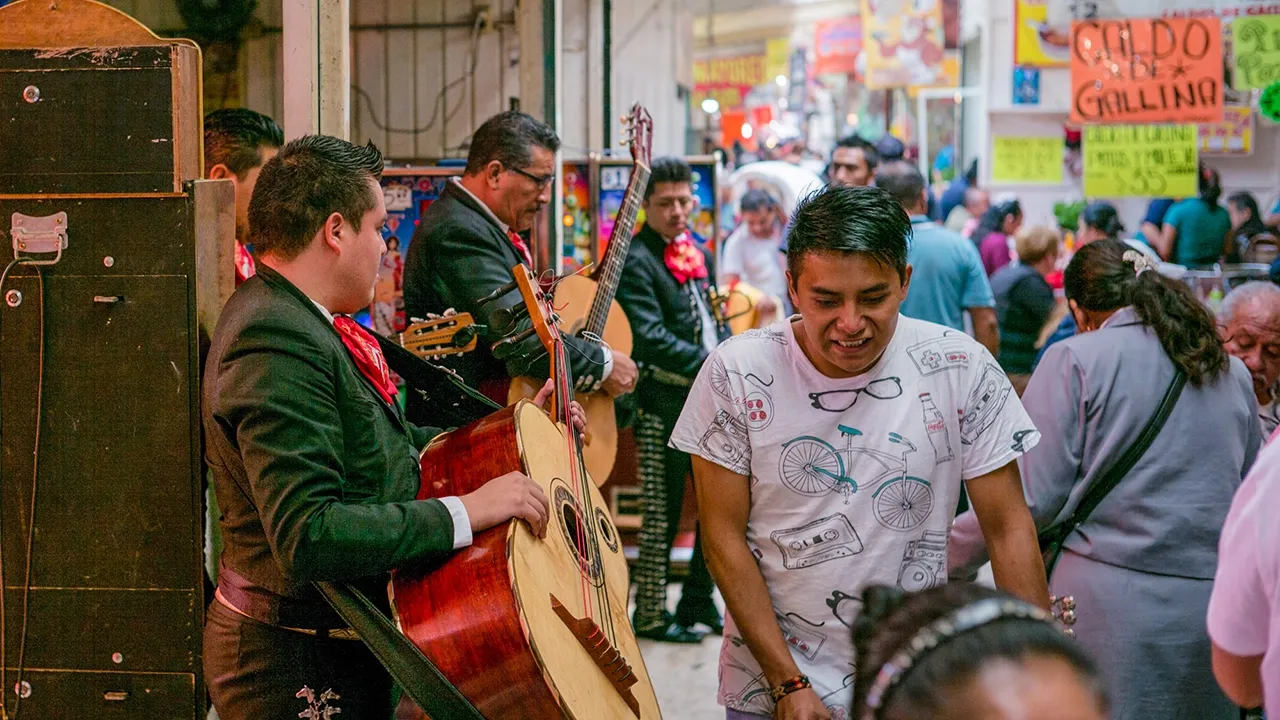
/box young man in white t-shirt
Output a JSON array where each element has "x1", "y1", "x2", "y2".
[
  {"x1": 720, "y1": 189, "x2": 787, "y2": 319},
  {"x1": 670, "y1": 184, "x2": 1050, "y2": 720}
]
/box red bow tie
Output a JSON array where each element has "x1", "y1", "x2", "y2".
[
  {"x1": 507, "y1": 231, "x2": 533, "y2": 267},
  {"x1": 333, "y1": 316, "x2": 398, "y2": 406},
  {"x1": 664, "y1": 233, "x2": 708, "y2": 285}
]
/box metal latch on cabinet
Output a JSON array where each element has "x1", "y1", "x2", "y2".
[{"x1": 11, "y1": 211, "x2": 68, "y2": 265}]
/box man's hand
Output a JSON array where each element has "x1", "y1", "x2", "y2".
[
  {"x1": 775, "y1": 688, "x2": 831, "y2": 720},
  {"x1": 600, "y1": 351, "x2": 638, "y2": 397},
  {"x1": 532, "y1": 379, "x2": 587, "y2": 432},
  {"x1": 458, "y1": 471, "x2": 550, "y2": 538}
]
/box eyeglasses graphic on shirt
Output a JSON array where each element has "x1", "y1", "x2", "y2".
[{"x1": 808, "y1": 376, "x2": 903, "y2": 412}]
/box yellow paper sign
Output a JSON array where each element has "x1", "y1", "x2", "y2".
[
  {"x1": 1232, "y1": 15, "x2": 1280, "y2": 90},
  {"x1": 1083, "y1": 124, "x2": 1199, "y2": 198},
  {"x1": 766, "y1": 38, "x2": 791, "y2": 80},
  {"x1": 991, "y1": 137, "x2": 1065, "y2": 185}
]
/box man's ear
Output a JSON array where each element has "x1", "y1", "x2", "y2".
[
  {"x1": 320, "y1": 211, "x2": 345, "y2": 252},
  {"x1": 208, "y1": 163, "x2": 235, "y2": 183},
  {"x1": 484, "y1": 160, "x2": 504, "y2": 188}
]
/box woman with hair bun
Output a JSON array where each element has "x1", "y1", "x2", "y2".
[
  {"x1": 852, "y1": 583, "x2": 1105, "y2": 720},
  {"x1": 952, "y1": 238, "x2": 1260, "y2": 720}
]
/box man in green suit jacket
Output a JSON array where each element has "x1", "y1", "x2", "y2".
[{"x1": 202, "y1": 135, "x2": 556, "y2": 720}]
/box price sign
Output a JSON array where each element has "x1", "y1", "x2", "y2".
[
  {"x1": 1083, "y1": 124, "x2": 1198, "y2": 198},
  {"x1": 991, "y1": 136, "x2": 1065, "y2": 184}
]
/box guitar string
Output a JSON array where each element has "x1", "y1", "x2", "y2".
[
  {"x1": 586, "y1": 179, "x2": 643, "y2": 335},
  {"x1": 553, "y1": 317, "x2": 595, "y2": 626},
  {"x1": 554, "y1": 325, "x2": 620, "y2": 649}
]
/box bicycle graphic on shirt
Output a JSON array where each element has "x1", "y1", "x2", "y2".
[{"x1": 779, "y1": 425, "x2": 935, "y2": 531}]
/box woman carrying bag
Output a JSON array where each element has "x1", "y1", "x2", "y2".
[{"x1": 950, "y1": 239, "x2": 1261, "y2": 720}]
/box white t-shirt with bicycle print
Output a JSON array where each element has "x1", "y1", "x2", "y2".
[{"x1": 669, "y1": 315, "x2": 1039, "y2": 718}]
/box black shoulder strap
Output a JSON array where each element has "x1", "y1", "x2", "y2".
[
  {"x1": 314, "y1": 581, "x2": 486, "y2": 720},
  {"x1": 1063, "y1": 369, "x2": 1187, "y2": 533}
]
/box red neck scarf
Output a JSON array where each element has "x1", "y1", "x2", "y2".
[
  {"x1": 333, "y1": 316, "x2": 398, "y2": 406},
  {"x1": 663, "y1": 233, "x2": 708, "y2": 285},
  {"x1": 507, "y1": 230, "x2": 534, "y2": 267},
  {"x1": 234, "y1": 242, "x2": 256, "y2": 286}
]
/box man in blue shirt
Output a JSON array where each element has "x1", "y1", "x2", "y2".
[{"x1": 876, "y1": 161, "x2": 999, "y2": 355}]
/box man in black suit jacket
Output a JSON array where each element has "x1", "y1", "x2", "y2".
[
  {"x1": 202, "y1": 135, "x2": 555, "y2": 720},
  {"x1": 403, "y1": 111, "x2": 637, "y2": 425},
  {"x1": 616, "y1": 157, "x2": 731, "y2": 643}
]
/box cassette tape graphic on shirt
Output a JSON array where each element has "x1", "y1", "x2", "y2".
[
  {"x1": 959, "y1": 363, "x2": 1012, "y2": 446},
  {"x1": 907, "y1": 335, "x2": 974, "y2": 376},
  {"x1": 777, "y1": 612, "x2": 828, "y2": 662},
  {"x1": 897, "y1": 529, "x2": 948, "y2": 592},
  {"x1": 771, "y1": 513, "x2": 864, "y2": 570},
  {"x1": 699, "y1": 409, "x2": 751, "y2": 474}
]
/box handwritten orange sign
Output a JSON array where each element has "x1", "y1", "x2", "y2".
[{"x1": 1070, "y1": 17, "x2": 1224, "y2": 125}]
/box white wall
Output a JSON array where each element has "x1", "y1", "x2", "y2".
[
  {"x1": 102, "y1": 0, "x2": 690, "y2": 161},
  {"x1": 977, "y1": 0, "x2": 1280, "y2": 232}
]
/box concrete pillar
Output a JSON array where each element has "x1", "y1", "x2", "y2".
[
  {"x1": 519, "y1": 0, "x2": 564, "y2": 273},
  {"x1": 282, "y1": 0, "x2": 350, "y2": 141}
]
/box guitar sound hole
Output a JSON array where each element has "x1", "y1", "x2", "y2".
[
  {"x1": 552, "y1": 481, "x2": 604, "y2": 586},
  {"x1": 596, "y1": 508, "x2": 619, "y2": 553}
]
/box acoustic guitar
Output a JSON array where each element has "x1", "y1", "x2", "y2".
[
  {"x1": 397, "y1": 312, "x2": 479, "y2": 360},
  {"x1": 508, "y1": 105, "x2": 652, "y2": 486},
  {"x1": 390, "y1": 263, "x2": 662, "y2": 719}
]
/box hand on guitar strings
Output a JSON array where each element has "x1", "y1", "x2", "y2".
[
  {"x1": 531, "y1": 379, "x2": 587, "y2": 433},
  {"x1": 458, "y1": 471, "x2": 551, "y2": 539}
]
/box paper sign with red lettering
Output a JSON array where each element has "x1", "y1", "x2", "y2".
[{"x1": 1070, "y1": 17, "x2": 1225, "y2": 124}]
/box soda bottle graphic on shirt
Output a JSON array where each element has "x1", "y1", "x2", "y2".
[{"x1": 920, "y1": 392, "x2": 954, "y2": 463}]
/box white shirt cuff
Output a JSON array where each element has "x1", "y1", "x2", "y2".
[
  {"x1": 438, "y1": 496, "x2": 473, "y2": 549},
  {"x1": 600, "y1": 349, "x2": 614, "y2": 382}
]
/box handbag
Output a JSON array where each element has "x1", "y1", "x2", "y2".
[{"x1": 1037, "y1": 370, "x2": 1187, "y2": 578}]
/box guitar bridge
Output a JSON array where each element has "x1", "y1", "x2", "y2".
[{"x1": 550, "y1": 594, "x2": 641, "y2": 718}]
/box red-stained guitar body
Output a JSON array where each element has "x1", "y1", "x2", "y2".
[{"x1": 389, "y1": 266, "x2": 661, "y2": 720}]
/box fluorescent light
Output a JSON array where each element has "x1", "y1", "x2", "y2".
[{"x1": 701, "y1": 98, "x2": 720, "y2": 114}]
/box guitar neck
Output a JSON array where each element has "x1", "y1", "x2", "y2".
[{"x1": 585, "y1": 164, "x2": 650, "y2": 339}]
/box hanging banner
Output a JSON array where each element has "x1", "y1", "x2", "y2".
[
  {"x1": 1199, "y1": 105, "x2": 1255, "y2": 153},
  {"x1": 1232, "y1": 15, "x2": 1280, "y2": 88},
  {"x1": 860, "y1": 0, "x2": 946, "y2": 89},
  {"x1": 813, "y1": 17, "x2": 863, "y2": 75},
  {"x1": 1016, "y1": 0, "x2": 1072, "y2": 67},
  {"x1": 766, "y1": 38, "x2": 792, "y2": 80},
  {"x1": 1069, "y1": 17, "x2": 1224, "y2": 124},
  {"x1": 693, "y1": 54, "x2": 768, "y2": 113},
  {"x1": 991, "y1": 137, "x2": 1066, "y2": 184},
  {"x1": 907, "y1": 52, "x2": 960, "y2": 96},
  {"x1": 1082, "y1": 124, "x2": 1199, "y2": 197}
]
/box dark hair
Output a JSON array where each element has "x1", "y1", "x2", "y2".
[
  {"x1": 785, "y1": 185, "x2": 910, "y2": 282},
  {"x1": 971, "y1": 199, "x2": 1022, "y2": 247},
  {"x1": 852, "y1": 584, "x2": 1105, "y2": 720},
  {"x1": 644, "y1": 156, "x2": 693, "y2": 201},
  {"x1": 1065, "y1": 239, "x2": 1229, "y2": 386},
  {"x1": 464, "y1": 111, "x2": 560, "y2": 175},
  {"x1": 834, "y1": 134, "x2": 880, "y2": 169},
  {"x1": 875, "y1": 135, "x2": 906, "y2": 163},
  {"x1": 1198, "y1": 163, "x2": 1222, "y2": 207},
  {"x1": 1228, "y1": 191, "x2": 1267, "y2": 238},
  {"x1": 740, "y1": 188, "x2": 778, "y2": 213},
  {"x1": 204, "y1": 108, "x2": 284, "y2": 179},
  {"x1": 873, "y1": 161, "x2": 927, "y2": 212},
  {"x1": 1080, "y1": 201, "x2": 1125, "y2": 238},
  {"x1": 248, "y1": 135, "x2": 384, "y2": 260}
]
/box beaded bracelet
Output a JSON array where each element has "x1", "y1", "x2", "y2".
[{"x1": 770, "y1": 674, "x2": 812, "y2": 702}]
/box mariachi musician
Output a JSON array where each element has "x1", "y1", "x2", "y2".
[
  {"x1": 402, "y1": 111, "x2": 638, "y2": 425},
  {"x1": 616, "y1": 157, "x2": 731, "y2": 642},
  {"x1": 201, "y1": 134, "x2": 584, "y2": 720}
]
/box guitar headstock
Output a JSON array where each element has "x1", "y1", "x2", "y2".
[
  {"x1": 400, "y1": 312, "x2": 479, "y2": 359},
  {"x1": 511, "y1": 264, "x2": 560, "y2": 358},
  {"x1": 622, "y1": 104, "x2": 653, "y2": 172}
]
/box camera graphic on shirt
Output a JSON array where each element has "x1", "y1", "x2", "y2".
[
  {"x1": 897, "y1": 530, "x2": 948, "y2": 592},
  {"x1": 698, "y1": 409, "x2": 751, "y2": 470}
]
